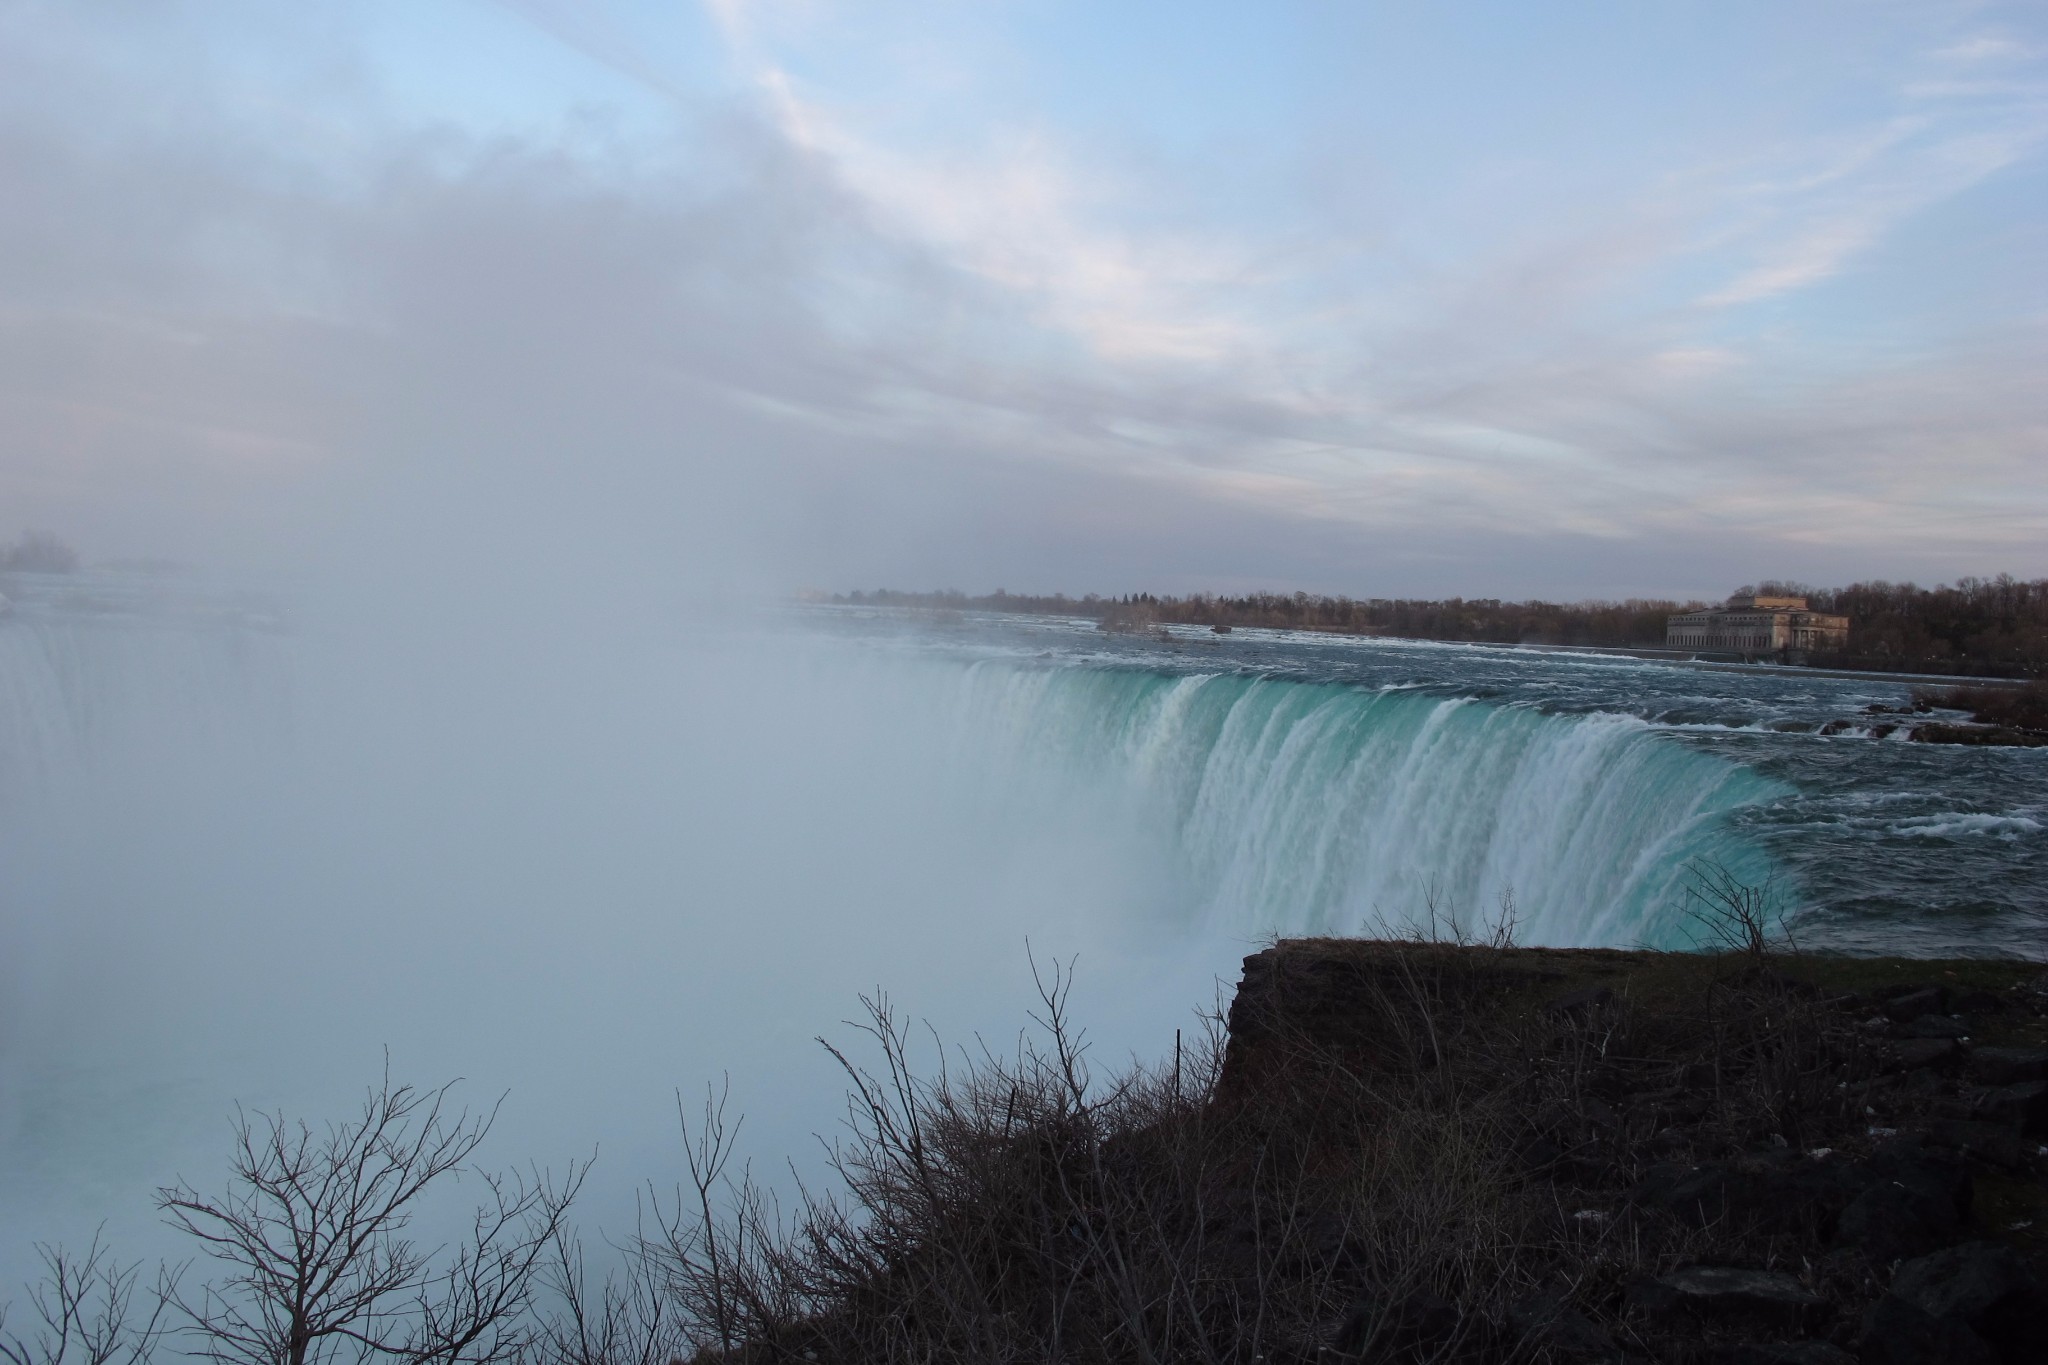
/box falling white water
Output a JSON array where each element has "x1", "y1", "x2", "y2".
[{"x1": 936, "y1": 662, "x2": 1783, "y2": 946}]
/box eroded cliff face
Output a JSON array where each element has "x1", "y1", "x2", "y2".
[
  {"x1": 1221, "y1": 940, "x2": 1645, "y2": 1086},
  {"x1": 1213, "y1": 939, "x2": 2048, "y2": 1364}
]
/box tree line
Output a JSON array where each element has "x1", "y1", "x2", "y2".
[
  {"x1": 1791, "y1": 577, "x2": 2048, "y2": 676},
  {"x1": 0, "y1": 533, "x2": 79, "y2": 574},
  {"x1": 831, "y1": 575, "x2": 2048, "y2": 676}
]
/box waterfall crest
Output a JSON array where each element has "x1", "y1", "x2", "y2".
[
  {"x1": 944, "y1": 663, "x2": 1786, "y2": 946},
  {"x1": 0, "y1": 608, "x2": 1785, "y2": 958}
]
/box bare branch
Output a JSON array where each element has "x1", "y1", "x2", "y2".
[{"x1": 157, "y1": 1068, "x2": 575, "y2": 1365}]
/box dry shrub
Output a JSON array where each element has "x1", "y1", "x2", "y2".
[
  {"x1": 611, "y1": 952, "x2": 1561, "y2": 1365},
  {"x1": 5, "y1": 913, "x2": 1945, "y2": 1365},
  {"x1": 526, "y1": 917, "x2": 1893, "y2": 1363},
  {"x1": 1913, "y1": 678, "x2": 2048, "y2": 730}
]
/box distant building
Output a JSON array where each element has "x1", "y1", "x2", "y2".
[{"x1": 1666, "y1": 594, "x2": 1849, "y2": 657}]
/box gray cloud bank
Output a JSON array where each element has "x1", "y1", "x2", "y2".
[{"x1": 2, "y1": 2, "x2": 2044, "y2": 602}]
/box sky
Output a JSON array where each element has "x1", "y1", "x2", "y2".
[{"x1": 2, "y1": 0, "x2": 2045, "y2": 600}]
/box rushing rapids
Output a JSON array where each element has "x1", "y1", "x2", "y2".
[{"x1": 823, "y1": 605, "x2": 2046, "y2": 959}]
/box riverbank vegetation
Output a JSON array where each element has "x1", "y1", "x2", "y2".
[
  {"x1": 0, "y1": 533, "x2": 78, "y2": 574},
  {"x1": 9, "y1": 934, "x2": 2045, "y2": 1364},
  {"x1": 1912, "y1": 679, "x2": 2048, "y2": 734},
  {"x1": 830, "y1": 575, "x2": 2048, "y2": 677}
]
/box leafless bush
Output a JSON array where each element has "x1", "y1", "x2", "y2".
[
  {"x1": 1, "y1": 1238, "x2": 173, "y2": 1365},
  {"x1": 1679, "y1": 860, "x2": 1789, "y2": 959},
  {"x1": 1369, "y1": 882, "x2": 1521, "y2": 952},
  {"x1": 634, "y1": 1081, "x2": 801, "y2": 1360},
  {"x1": 8, "y1": 915, "x2": 1892, "y2": 1365},
  {"x1": 591, "y1": 950, "x2": 1567, "y2": 1365},
  {"x1": 1913, "y1": 677, "x2": 2048, "y2": 730},
  {"x1": 527, "y1": 1230, "x2": 684, "y2": 1365},
  {"x1": 157, "y1": 1068, "x2": 582, "y2": 1365}
]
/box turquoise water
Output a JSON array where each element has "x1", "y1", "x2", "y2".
[
  {"x1": 816, "y1": 606, "x2": 2047, "y2": 959},
  {"x1": 936, "y1": 662, "x2": 1782, "y2": 948}
]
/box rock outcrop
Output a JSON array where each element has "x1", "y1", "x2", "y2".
[{"x1": 1217, "y1": 940, "x2": 2048, "y2": 1363}]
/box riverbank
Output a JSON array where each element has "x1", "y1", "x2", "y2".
[
  {"x1": 24, "y1": 936, "x2": 2043, "y2": 1364},
  {"x1": 1218, "y1": 939, "x2": 2047, "y2": 1363},
  {"x1": 1498, "y1": 640, "x2": 2036, "y2": 688},
  {"x1": 825, "y1": 583, "x2": 2048, "y2": 682},
  {"x1": 681, "y1": 938, "x2": 2048, "y2": 1364}
]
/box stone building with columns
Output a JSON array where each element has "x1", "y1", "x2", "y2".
[{"x1": 1666, "y1": 593, "x2": 1849, "y2": 658}]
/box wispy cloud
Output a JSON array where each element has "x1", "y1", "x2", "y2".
[
  {"x1": 719, "y1": 55, "x2": 1268, "y2": 361},
  {"x1": 1697, "y1": 33, "x2": 2048, "y2": 308},
  {"x1": 2, "y1": 1, "x2": 2045, "y2": 594}
]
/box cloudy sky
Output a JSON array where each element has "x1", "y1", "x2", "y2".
[{"x1": 2, "y1": 0, "x2": 2044, "y2": 598}]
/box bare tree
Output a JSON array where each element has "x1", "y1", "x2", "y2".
[
  {"x1": 1, "y1": 1237, "x2": 174, "y2": 1365},
  {"x1": 527, "y1": 1228, "x2": 684, "y2": 1365},
  {"x1": 0, "y1": 532, "x2": 79, "y2": 574},
  {"x1": 636, "y1": 1079, "x2": 803, "y2": 1359},
  {"x1": 1680, "y1": 859, "x2": 1790, "y2": 959},
  {"x1": 156, "y1": 1068, "x2": 581, "y2": 1365}
]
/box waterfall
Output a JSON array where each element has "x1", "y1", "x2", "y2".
[
  {"x1": 0, "y1": 608, "x2": 1786, "y2": 955},
  {"x1": 943, "y1": 663, "x2": 1787, "y2": 947},
  {"x1": 0, "y1": 601, "x2": 1795, "y2": 1288},
  {"x1": 0, "y1": 597, "x2": 1786, "y2": 956}
]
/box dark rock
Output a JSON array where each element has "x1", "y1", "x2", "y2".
[
  {"x1": 1921, "y1": 1119, "x2": 2033, "y2": 1171},
  {"x1": 1856, "y1": 1294, "x2": 1997, "y2": 1365},
  {"x1": 1982, "y1": 1287, "x2": 2048, "y2": 1362},
  {"x1": 1633, "y1": 1266, "x2": 1827, "y2": 1328},
  {"x1": 1898, "y1": 1066, "x2": 1945, "y2": 1098},
  {"x1": 1834, "y1": 1146, "x2": 1970, "y2": 1261},
  {"x1": 1890, "y1": 1241, "x2": 2032, "y2": 1325},
  {"x1": 1970, "y1": 1080, "x2": 2048, "y2": 1134},
  {"x1": 1330, "y1": 1288, "x2": 1460, "y2": 1357},
  {"x1": 1625, "y1": 1086, "x2": 1689, "y2": 1124},
  {"x1": 1895, "y1": 1014, "x2": 1970, "y2": 1039},
  {"x1": 1707, "y1": 1344, "x2": 1855, "y2": 1365},
  {"x1": 1886, "y1": 988, "x2": 1947, "y2": 1023},
  {"x1": 1911, "y1": 722, "x2": 2048, "y2": 747},
  {"x1": 1883, "y1": 1242, "x2": 2047, "y2": 1363},
  {"x1": 1547, "y1": 985, "x2": 1615, "y2": 1018},
  {"x1": 1633, "y1": 1155, "x2": 1870, "y2": 1239},
  {"x1": 1965, "y1": 1047, "x2": 2048, "y2": 1086},
  {"x1": 1952, "y1": 989, "x2": 2004, "y2": 1015},
  {"x1": 1623, "y1": 1275, "x2": 1683, "y2": 1318},
  {"x1": 1630, "y1": 1162, "x2": 1735, "y2": 1227},
  {"x1": 1661, "y1": 1265, "x2": 1821, "y2": 1306},
  {"x1": 1506, "y1": 1291, "x2": 1619, "y2": 1362},
  {"x1": 1890, "y1": 1038, "x2": 1958, "y2": 1071},
  {"x1": 1648, "y1": 1125, "x2": 1694, "y2": 1157},
  {"x1": 1220, "y1": 942, "x2": 1550, "y2": 1087}
]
